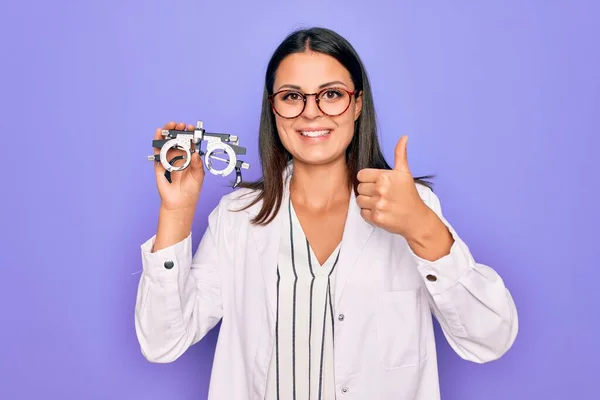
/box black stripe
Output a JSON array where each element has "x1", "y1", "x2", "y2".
[
  {"x1": 276, "y1": 267, "x2": 280, "y2": 400},
  {"x1": 329, "y1": 248, "x2": 341, "y2": 277},
  {"x1": 306, "y1": 239, "x2": 315, "y2": 400},
  {"x1": 318, "y1": 278, "x2": 330, "y2": 400},
  {"x1": 328, "y1": 278, "x2": 335, "y2": 346},
  {"x1": 328, "y1": 249, "x2": 341, "y2": 346},
  {"x1": 288, "y1": 197, "x2": 298, "y2": 400},
  {"x1": 307, "y1": 239, "x2": 316, "y2": 279}
]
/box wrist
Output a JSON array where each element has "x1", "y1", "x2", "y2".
[
  {"x1": 153, "y1": 206, "x2": 196, "y2": 252},
  {"x1": 159, "y1": 204, "x2": 196, "y2": 219},
  {"x1": 404, "y1": 207, "x2": 453, "y2": 260},
  {"x1": 404, "y1": 205, "x2": 436, "y2": 244}
]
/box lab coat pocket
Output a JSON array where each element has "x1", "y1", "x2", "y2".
[{"x1": 376, "y1": 287, "x2": 427, "y2": 370}]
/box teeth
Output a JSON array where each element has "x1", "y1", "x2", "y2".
[{"x1": 300, "y1": 130, "x2": 330, "y2": 137}]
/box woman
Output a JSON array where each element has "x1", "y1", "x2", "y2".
[{"x1": 136, "y1": 27, "x2": 518, "y2": 400}]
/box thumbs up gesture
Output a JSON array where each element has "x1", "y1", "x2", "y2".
[{"x1": 356, "y1": 136, "x2": 431, "y2": 239}]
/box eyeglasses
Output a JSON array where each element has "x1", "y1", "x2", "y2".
[{"x1": 268, "y1": 87, "x2": 356, "y2": 119}]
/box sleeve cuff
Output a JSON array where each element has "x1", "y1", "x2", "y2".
[
  {"x1": 410, "y1": 224, "x2": 476, "y2": 295},
  {"x1": 140, "y1": 232, "x2": 193, "y2": 280}
]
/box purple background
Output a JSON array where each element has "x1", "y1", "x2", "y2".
[{"x1": 2, "y1": 0, "x2": 598, "y2": 399}]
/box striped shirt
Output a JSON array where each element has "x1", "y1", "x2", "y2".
[{"x1": 265, "y1": 195, "x2": 341, "y2": 400}]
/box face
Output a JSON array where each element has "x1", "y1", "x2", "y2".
[{"x1": 271, "y1": 51, "x2": 363, "y2": 166}]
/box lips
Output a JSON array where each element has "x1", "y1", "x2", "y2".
[{"x1": 298, "y1": 129, "x2": 331, "y2": 138}]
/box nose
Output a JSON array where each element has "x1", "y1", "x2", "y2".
[{"x1": 300, "y1": 94, "x2": 322, "y2": 119}]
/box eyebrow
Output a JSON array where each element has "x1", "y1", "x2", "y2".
[{"x1": 275, "y1": 80, "x2": 349, "y2": 92}]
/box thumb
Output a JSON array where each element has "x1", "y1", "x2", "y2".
[
  {"x1": 190, "y1": 152, "x2": 205, "y2": 181},
  {"x1": 393, "y1": 135, "x2": 410, "y2": 172}
]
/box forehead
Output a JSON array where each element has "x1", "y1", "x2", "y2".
[{"x1": 274, "y1": 51, "x2": 353, "y2": 91}]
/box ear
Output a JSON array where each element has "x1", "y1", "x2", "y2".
[{"x1": 353, "y1": 91, "x2": 363, "y2": 121}]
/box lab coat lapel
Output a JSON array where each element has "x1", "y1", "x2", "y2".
[{"x1": 334, "y1": 188, "x2": 375, "y2": 309}]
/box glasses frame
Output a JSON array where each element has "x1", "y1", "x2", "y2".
[{"x1": 268, "y1": 87, "x2": 357, "y2": 119}]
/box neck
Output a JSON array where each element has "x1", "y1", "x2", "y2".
[{"x1": 289, "y1": 157, "x2": 351, "y2": 211}]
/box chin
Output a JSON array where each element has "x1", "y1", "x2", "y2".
[{"x1": 293, "y1": 150, "x2": 346, "y2": 166}]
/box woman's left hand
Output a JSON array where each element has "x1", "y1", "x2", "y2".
[{"x1": 356, "y1": 136, "x2": 432, "y2": 241}]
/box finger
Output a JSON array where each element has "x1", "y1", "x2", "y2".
[
  {"x1": 360, "y1": 208, "x2": 373, "y2": 224},
  {"x1": 356, "y1": 194, "x2": 376, "y2": 210},
  {"x1": 153, "y1": 128, "x2": 163, "y2": 178},
  {"x1": 154, "y1": 148, "x2": 167, "y2": 181},
  {"x1": 156, "y1": 122, "x2": 176, "y2": 158},
  {"x1": 356, "y1": 168, "x2": 382, "y2": 183},
  {"x1": 357, "y1": 182, "x2": 378, "y2": 197},
  {"x1": 393, "y1": 135, "x2": 410, "y2": 173},
  {"x1": 153, "y1": 128, "x2": 163, "y2": 156},
  {"x1": 175, "y1": 121, "x2": 186, "y2": 131},
  {"x1": 189, "y1": 152, "x2": 206, "y2": 183}
]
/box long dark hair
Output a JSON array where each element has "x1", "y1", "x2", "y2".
[{"x1": 235, "y1": 27, "x2": 434, "y2": 225}]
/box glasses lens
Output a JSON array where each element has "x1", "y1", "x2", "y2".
[
  {"x1": 273, "y1": 91, "x2": 305, "y2": 118},
  {"x1": 318, "y1": 88, "x2": 351, "y2": 116}
]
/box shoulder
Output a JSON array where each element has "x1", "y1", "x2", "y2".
[
  {"x1": 204, "y1": 187, "x2": 261, "y2": 232},
  {"x1": 212, "y1": 187, "x2": 262, "y2": 220},
  {"x1": 220, "y1": 187, "x2": 261, "y2": 210}
]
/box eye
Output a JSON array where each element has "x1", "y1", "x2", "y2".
[
  {"x1": 320, "y1": 89, "x2": 344, "y2": 100},
  {"x1": 280, "y1": 91, "x2": 303, "y2": 102}
]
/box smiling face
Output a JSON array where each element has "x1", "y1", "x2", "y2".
[{"x1": 271, "y1": 51, "x2": 363, "y2": 166}]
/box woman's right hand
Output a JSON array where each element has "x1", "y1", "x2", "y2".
[{"x1": 154, "y1": 121, "x2": 206, "y2": 212}]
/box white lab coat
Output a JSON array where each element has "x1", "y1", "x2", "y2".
[{"x1": 135, "y1": 170, "x2": 518, "y2": 400}]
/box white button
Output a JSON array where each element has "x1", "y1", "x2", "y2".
[
  {"x1": 341, "y1": 387, "x2": 349, "y2": 394},
  {"x1": 338, "y1": 314, "x2": 345, "y2": 321}
]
